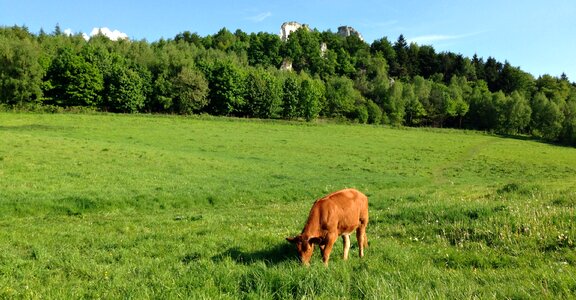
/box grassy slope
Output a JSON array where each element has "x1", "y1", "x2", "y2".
[{"x1": 0, "y1": 112, "x2": 575, "y2": 299}]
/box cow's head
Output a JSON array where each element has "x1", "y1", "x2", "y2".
[{"x1": 286, "y1": 235, "x2": 322, "y2": 265}]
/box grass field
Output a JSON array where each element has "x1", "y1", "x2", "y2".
[{"x1": 1, "y1": 112, "x2": 575, "y2": 299}]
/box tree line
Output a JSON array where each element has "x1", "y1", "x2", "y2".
[{"x1": 1, "y1": 25, "x2": 575, "y2": 145}]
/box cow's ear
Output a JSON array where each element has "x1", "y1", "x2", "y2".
[
  {"x1": 286, "y1": 236, "x2": 299, "y2": 244},
  {"x1": 308, "y1": 237, "x2": 323, "y2": 245}
]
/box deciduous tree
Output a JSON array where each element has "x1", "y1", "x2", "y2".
[
  {"x1": 102, "y1": 55, "x2": 148, "y2": 113},
  {"x1": 244, "y1": 67, "x2": 282, "y2": 118},
  {"x1": 171, "y1": 66, "x2": 209, "y2": 114},
  {"x1": 324, "y1": 76, "x2": 360, "y2": 118},
  {"x1": 299, "y1": 74, "x2": 324, "y2": 121},
  {"x1": 206, "y1": 60, "x2": 246, "y2": 116},
  {"x1": 44, "y1": 47, "x2": 104, "y2": 107},
  {"x1": 0, "y1": 32, "x2": 44, "y2": 105},
  {"x1": 281, "y1": 75, "x2": 300, "y2": 119}
]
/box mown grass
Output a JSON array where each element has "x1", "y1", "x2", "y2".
[{"x1": 0, "y1": 112, "x2": 575, "y2": 299}]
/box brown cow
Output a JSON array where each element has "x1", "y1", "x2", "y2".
[{"x1": 286, "y1": 188, "x2": 369, "y2": 266}]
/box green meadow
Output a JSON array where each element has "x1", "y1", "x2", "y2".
[{"x1": 0, "y1": 112, "x2": 575, "y2": 299}]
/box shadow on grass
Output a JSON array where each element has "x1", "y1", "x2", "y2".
[
  {"x1": 211, "y1": 243, "x2": 296, "y2": 266},
  {"x1": 496, "y1": 132, "x2": 576, "y2": 148}
]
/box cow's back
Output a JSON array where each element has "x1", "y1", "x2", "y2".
[{"x1": 315, "y1": 189, "x2": 368, "y2": 234}]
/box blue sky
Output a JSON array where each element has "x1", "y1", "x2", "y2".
[{"x1": 1, "y1": 0, "x2": 575, "y2": 81}]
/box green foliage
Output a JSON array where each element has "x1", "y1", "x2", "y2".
[
  {"x1": 0, "y1": 25, "x2": 575, "y2": 144},
  {"x1": 384, "y1": 81, "x2": 406, "y2": 125},
  {"x1": 531, "y1": 92, "x2": 565, "y2": 140},
  {"x1": 248, "y1": 32, "x2": 282, "y2": 68},
  {"x1": 366, "y1": 100, "x2": 383, "y2": 124},
  {"x1": 361, "y1": 54, "x2": 390, "y2": 103},
  {"x1": 298, "y1": 76, "x2": 324, "y2": 121},
  {"x1": 496, "y1": 91, "x2": 532, "y2": 134},
  {"x1": 336, "y1": 47, "x2": 356, "y2": 77},
  {"x1": 324, "y1": 76, "x2": 362, "y2": 118},
  {"x1": 281, "y1": 75, "x2": 300, "y2": 119},
  {"x1": 391, "y1": 34, "x2": 410, "y2": 78},
  {"x1": 206, "y1": 60, "x2": 247, "y2": 116},
  {"x1": 497, "y1": 62, "x2": 535, "y2": 94},
  {"x1": 353, "y1": 103, "x2": 369, "y2": 124},
  {"x1": 280, "y1": 27, "x2": 323, "y2": 74},
  {"x1": 559, "y1": 98, "x2": 576, "y2": 144},
  {"x1": 403, "y1": 82, "x2": 426, "y2": 126},
  {"x1": 212, "y1": 27, "x2": 236, "y2": 52},
  {"x1": 449, "y1": 76, "x2": 470, "y2": 127},
  {"x1": 149, "y1": 71, "x2": 174, "y2": 111},
  {"x1": 171, "y1": 66, "x2": 209, "y2": 113},
  {"x1": 244, "y1": 67, "x2": 282, "y2": 118},
  {"x1": 0, "y1": 31, "x2": 44, "y2": 105},
  {"x1": 174, "y1": 31, "x2": 205, "y2": 48},
  {"x1": 43, "y1": 47, "x2": 104, "y2": 107},
  {"x1": 428, "y1": 81, "x2": 455, "y2": 126},
  {"x1": 467, "y1": 80, "x2": 498, "y2": 130},
  {"x1": 103, "y1": 56, "x2": 147, "y2": 113}
]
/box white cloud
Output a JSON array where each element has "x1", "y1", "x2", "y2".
[
  {"x1": 89, "y1": 27, "x2": 129, "y2": 41},
  {"x1": 247, "y1": 12, "x2": 272, "y2": 22},
  {"x1": 407, "y1": 32, "x2": 483, "y2": 45},
  {"x1": 62, "y1": 27, "x2": 129, "y2": 41}
]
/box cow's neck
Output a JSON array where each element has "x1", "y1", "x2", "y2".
[{"x1": 301, "y1": 205, "x2": 322, "y2": 238}]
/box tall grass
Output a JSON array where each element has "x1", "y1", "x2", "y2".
[{"x1": 1, "y1": 112, "x2": 575, "y2": 298}]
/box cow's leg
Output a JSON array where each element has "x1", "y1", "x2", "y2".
[
  {"x1": 322, "y1": 233, "x2": 338, "y2": 265},
  {"x1": 356, "y1": 226, "x2": 367, "y2": 258},
  {"x1": 342, "y1": 234, "x2": 351, "y2": 260}
]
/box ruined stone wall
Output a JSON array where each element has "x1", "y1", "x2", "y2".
[
  {"x1": 280, "y1": 21, "x2": 304, "y2": 41},
  {"x1": 337, "y1": 26, "x2": 364, "y2": 41}
]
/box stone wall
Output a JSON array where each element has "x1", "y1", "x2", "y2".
[
  {"x1": 337, "y1": 26, "x2": 364, "y2": 41},
  {"x1": 280, "y1": 21, "x2": 304, "y2": 41}
]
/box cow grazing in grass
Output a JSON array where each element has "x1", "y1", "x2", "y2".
[{"x1": 286, "y1": 188, "x2": 369, "y2": 266}]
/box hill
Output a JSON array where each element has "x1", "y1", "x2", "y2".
[{"x1": 1, "y1": 112, "x2": 575, "y2": 298}]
